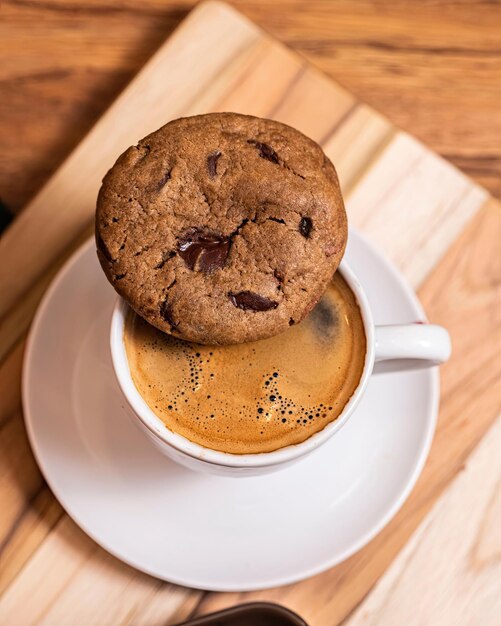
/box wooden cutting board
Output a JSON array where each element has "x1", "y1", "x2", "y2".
[{"x1": 0, "y1": 2, "x2": 499, "y2": 624}]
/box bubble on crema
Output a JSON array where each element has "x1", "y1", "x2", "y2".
[{"x1": 124, "y1": 272, "x2": 367, "y2": 454}]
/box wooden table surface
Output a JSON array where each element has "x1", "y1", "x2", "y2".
[
  {"x1": 1, "y1": 2, "x2": 500, "y2": 625},
  {"x1": 1, "y1": 0, "x2": 501, "y2": 217}
]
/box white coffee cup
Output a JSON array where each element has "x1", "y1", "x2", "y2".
[{"x1": 110, "y1": 261, "x2": 450, "y2": 477}]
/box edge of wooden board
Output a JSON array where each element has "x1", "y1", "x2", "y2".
[
  {"x1": 0, "y1": 0, "x2": 489, "y2": 329},
  {"x1": 0, "y1": 1, "x2": 260, "y2": 318}
]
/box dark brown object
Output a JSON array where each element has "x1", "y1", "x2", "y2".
[
  {"x1": 178, "y1": 229, "x2": 230, "y2": 273},
  {"x1": 96, "y1": 233, "x2": 114, "y2": 263},
  {"x1": 156, "y1": 169, "x2": 172, "y2": 189},
  {"x1": 229, "y1": 291, "x2": 279, "y2": 311},
  {"x1": 159, "y1": 298, "x2": 177, "y2": 329},
  {"x1": 95, "y1": 112, "x2": 347, "y2": 344},
  {"x1": 299, "y1": 217, "x2": 313, "y2": 238},
  {"x1": 0, "y1": 199, "x2": 13, "y2": 234},
  {"x1": 207, "y1": 151, "x2": 222, "y2": 177},
  {"x1": 175, "y1": 602, "x2": 308, "y2": 626},
  {"x1": 247, "y1": 139, "x2": 280, "y2": 164}
]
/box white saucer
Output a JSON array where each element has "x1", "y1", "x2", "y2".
[{"x1": 23, "y1": 231, "x2": 438, "y2": 591}]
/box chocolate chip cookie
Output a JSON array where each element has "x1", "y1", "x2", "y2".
[{"x1": 95, "y1": 113, "x2": 347, "y2": 344}]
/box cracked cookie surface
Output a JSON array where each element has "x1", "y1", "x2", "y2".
[{"x1": 95, "y1": 113, "x2": 347, "y2": 344}]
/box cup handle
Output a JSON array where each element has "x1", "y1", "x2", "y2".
[{"x1": 374, "y1": 324, "x2": 451, "y2": 373}]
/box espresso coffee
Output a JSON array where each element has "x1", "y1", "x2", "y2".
[{"x1": 124, "y1": 272, "x2": 366, "y2": 454}]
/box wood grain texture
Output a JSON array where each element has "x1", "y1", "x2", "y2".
[
  {"x1": 0, "y1": 2, "x2": 500, "y2": 625},
  {"x1": 345, "y1": 415, "x2": 501, "y2": 626},
  {"x1": 0, "y1": 1, "x2": 488, "y2": 359},
  {"x1": 0, "y1": 0, "x2": 500, "y2": 215},
  {"x1": 181, "y1": 198, "x2": 501, "y2": 625},
  {"x1": 0, "y1": 516, "x2": 202, "y2": 625}
]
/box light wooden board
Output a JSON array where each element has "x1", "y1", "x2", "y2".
[
  {"x1": 0, "y1": 2, "x2": 500, "y2": 624},
  {"x1": 345, "y1": 414, "x2": 501, "y2": 626},
  {"x1": 2, "y1": 1, "x2": 501, "y2": 212}
]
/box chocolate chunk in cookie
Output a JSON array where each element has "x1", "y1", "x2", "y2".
[
  {"x1": 178, "y1": 229, "x2": 230, "y2": 273},
  {"x1": 229, "y1": 291, "x2": 279, "y2": 311}
]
